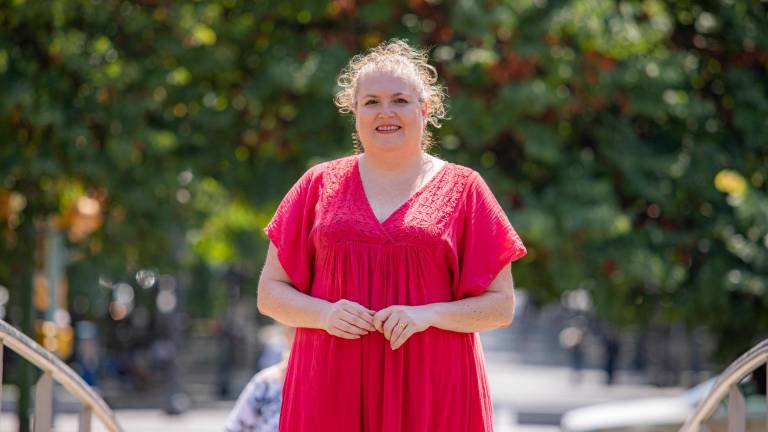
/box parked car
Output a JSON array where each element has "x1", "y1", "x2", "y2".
[{"x1": 561, "y1": 375, "x2": 766, "y2": 432}]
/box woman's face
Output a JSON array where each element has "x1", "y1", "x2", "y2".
[{"x1": 354, "y1": 70, "x2": 427, "y2": 154}]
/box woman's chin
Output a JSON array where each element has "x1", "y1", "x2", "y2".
[{"x1": 365, "y1": 136, "x2": 418, "y2": 151}]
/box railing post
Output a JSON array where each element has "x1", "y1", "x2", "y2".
[
  {"x1": 0, "y1": 340, "x2": 4, "y2": 415},
  {"x1": 680, "y1": 339, "x2": 768, "y2": 432},
  {"x1": 33, "y1": 372, "x2": 53, "y2": 432},
  {"x1": 79, "y1": 407, "x2": 92, "y2": 432},
  {"x1": 0, "y1": 320, "x2": 123, "y2": 432},
  {"x1": 727, "y1": 384, "x2": 745, "y2": 432},
  {"x1": 19, "y1": 217, "x2": 38, "y2": 432}
]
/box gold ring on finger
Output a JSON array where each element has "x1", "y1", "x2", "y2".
[{"x1": 397, "y1": 323, "x2": 406, "y2": 330}]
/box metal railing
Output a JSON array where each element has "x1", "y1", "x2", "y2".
[
  {"x1": 680, "y1": 338, "x2": 768, "y2": 432},
  {"x1": 0, "y1": 319, "x2": 123, "y2": 432}
]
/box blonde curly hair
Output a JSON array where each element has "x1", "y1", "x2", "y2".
[{"x1": 334, "y1": 39, "x2": 448, "y2": 151}]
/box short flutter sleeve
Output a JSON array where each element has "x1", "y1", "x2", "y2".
[
  {"x1": 455, "y1": 172, "x2": 527, "y2": 299},
  {"x1": 264, "y1": 165, "x2": 320, "y2": 293}
]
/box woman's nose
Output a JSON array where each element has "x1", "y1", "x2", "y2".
[{"x1": 378, "y1": 102, "x2": 396, "y2": 116}]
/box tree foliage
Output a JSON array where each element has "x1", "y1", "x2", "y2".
[{"x1": 1, "y1": 0, "x2": 766, "y2": 360}]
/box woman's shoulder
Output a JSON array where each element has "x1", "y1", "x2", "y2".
[
  {"x1": 439, "y1": 159, "x2": 480, "y2": 187},
  {"x1": 291, "y1": 155, "x2": 358, "y2": 189},
  {"x1": 302, "y1": 154, "x2": 358, "y2": 178},
  {"x1": 437, "y1": 161, "x2": 500, "y2": 206},
  {"x1": 445, "y1": 160, "x2": 477, "y2": 176},
  {"x1": 251, "y1": 361, "x2": 286, "y2": 386},
  {"x1": 420, "y1": 158, "x2": 479, "y2": 210}
]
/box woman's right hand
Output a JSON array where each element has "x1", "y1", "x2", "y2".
[{"x1": 322, "y1": 299, "x2": 376, "y2": 339}]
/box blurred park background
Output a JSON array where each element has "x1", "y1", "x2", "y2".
[{"x1": 1, "y1": 0, "x2": 767, "y2": 430}]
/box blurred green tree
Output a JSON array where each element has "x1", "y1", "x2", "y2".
[{"x1": 0, "y1": 0, "x2": 766, "y2": 377}]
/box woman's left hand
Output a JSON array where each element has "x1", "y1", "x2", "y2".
[{"x1": 373, "y1": 305, "x2": 433, "y2": 350}]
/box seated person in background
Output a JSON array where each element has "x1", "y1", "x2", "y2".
[{"x1": 224, "y1": 326, "x2": 293, "y2": 432}]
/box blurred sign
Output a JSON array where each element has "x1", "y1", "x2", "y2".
[{"x1": 35, "y1": 319, "x2": 74, "y2": 359}]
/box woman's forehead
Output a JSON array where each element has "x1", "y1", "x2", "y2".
[{"x1": 356, "y1": 69, "x2": 421, "y2": 97}]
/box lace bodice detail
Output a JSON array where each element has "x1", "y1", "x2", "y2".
[{"x1": 312, "y1": 155, "x2": 474, "y2": 248}]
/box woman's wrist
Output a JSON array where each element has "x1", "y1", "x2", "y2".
[
  {"x1": 415, "y1": 303, "x2": 439, "y2": 329},
  {"x1": 315, "y1": 298, "x2": 334, "y2": 330}
]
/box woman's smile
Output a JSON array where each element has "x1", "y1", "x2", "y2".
[{"x1": 375, "y1": 124, "x2": 402, "y2": 134}]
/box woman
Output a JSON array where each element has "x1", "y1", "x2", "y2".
[{"x1": 257, "y1": 39, "x2": 527, "y2": 431}]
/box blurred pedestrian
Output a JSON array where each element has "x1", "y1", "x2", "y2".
[
  {"x1": 257, "y1": 39, "x2": 527, "y2": 431},
  {"x1": 559, "y1": 317, "x2": 587, "y2": 384},
  {"x1": 215, "y1": 310, "x2": 240, "y2": 399},
  {"x1": 602, "y1": 327, "x2": 621, "y2": 385}
]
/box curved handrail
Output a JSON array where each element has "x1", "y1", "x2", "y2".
[
  {"x1": 0, "y1": 319, "x2": 123, "y2": 432},
  {"x1": 679, "y1": 338, "x2": 768, "y2": 432}
]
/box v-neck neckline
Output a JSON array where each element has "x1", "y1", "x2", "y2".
[{"x1": 355, "y1": 154, "x2": 450, "y2": 227}]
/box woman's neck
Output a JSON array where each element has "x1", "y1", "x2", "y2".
[{"x1": 359, "y1": 148, "x2": 427, "y2": 177}]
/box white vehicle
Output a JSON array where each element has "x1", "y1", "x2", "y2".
[{"x1": 561, "y1": 375, "x2": 766, "y2": 432}]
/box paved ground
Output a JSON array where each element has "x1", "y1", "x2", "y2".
[
  {"x1": 0, "y1": 355, "x2": 683, "y2": 431},
  {"x1": 0, "y1": 409, "x2": 560, "y2": 432}
]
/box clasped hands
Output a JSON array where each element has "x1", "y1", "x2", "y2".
[{"x1": 322, "y1": 299, "x2": 431, "y2": 350}]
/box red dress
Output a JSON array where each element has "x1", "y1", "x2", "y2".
[{"x1": 265, "y1": 155, "x2": 526, "y2": 432}]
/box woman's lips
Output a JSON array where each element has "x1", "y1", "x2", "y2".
[{"x1": 375, "y1": 125, "x2": 402, "y2": 134}]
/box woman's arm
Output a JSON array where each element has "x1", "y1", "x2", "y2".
[
  {"x1": 257, "y1": 242, "x2": 376, "y2": 339},
  {"x1": 373, "y1": 263, "x2": 516, "y2": 349},
  {"x1": 424, "y1": 263, "x2": 516, "y2": 332}
]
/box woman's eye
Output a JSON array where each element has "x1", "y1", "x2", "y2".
[
  {"x1": 394, "y1": 98, "x2": 408, "y2": 104},
  {"x1": 364, "y1": 100, "x2": 378, "y2": 105}
]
